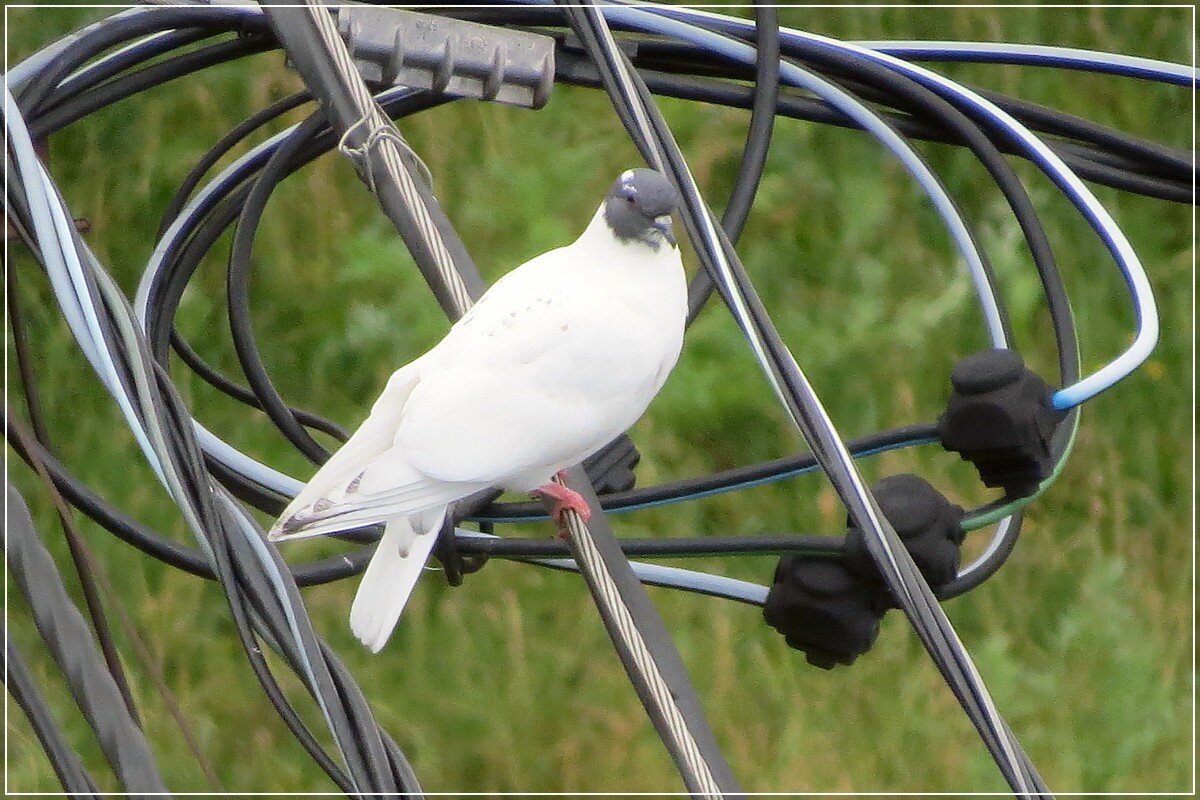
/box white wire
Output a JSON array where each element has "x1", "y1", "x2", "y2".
[{"x1": 5, "y1": 84, "x2": 167, "y2": 481}]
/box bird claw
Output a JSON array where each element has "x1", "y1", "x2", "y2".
[{"x1": 532, "y1": 479, "x2": 592, "y2": 530}]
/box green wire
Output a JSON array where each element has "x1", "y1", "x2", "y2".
[
  {"x1": 959, "y1": 413, "x2": 1080, "y2": 531},
  {"x1": 960, "y1": 307, "x2": 1083, "y2": 532}
]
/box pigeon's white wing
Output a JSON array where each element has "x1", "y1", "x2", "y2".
[
  {"x1": 271, "y1": 357, "x2": 484, "y2": 539},
  {"x1": 270, "y1": 363, "x2": 426, "y2": 536},
  {"x1": 394, "y1": 249, "x2": 677, "y2": 485}
]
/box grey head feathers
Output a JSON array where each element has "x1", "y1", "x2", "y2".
[{"x1": 602, "y1": 168, "x2": 680, "y2": 249}]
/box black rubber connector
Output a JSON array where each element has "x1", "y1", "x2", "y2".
[
  {"x1": 843, "y1": 474, "x2": 966, "y2": 594},
  {"x1": 763, "y1": 556, "x2": 887, "y2": 669},
  {"x1": 938, "y1": 348, "x2": 1065, "y2": 497},
  {"x1": 764, "y1": 474, "x2": 965, "y2": 669}
]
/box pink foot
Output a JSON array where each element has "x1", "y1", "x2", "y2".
[{"x1": 532, "y1": 475, "x2": 592, "y2": 527}]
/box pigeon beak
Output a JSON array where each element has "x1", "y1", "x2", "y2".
[{"x1": 654, "y1": 214, "x2": 675, "y2": 246}]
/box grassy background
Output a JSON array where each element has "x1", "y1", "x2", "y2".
[{"x1": 5, "y1": 4, "x2": 1193, "y2": 794}]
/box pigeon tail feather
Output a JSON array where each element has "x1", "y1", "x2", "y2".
[{"x1": 349, "y1": 510, "x2": 444, "y2": 653}]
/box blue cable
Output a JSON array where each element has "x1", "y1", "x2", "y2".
[
  {"x1": 632, "y1": 4, "x2": 1162, "y2": 409},
  {"x1": 850, "y1": 40, "x2": 1196, "y2": 87},
  {"x1": 634, "y1": 5, "x2": 1193, "y2": 86}
]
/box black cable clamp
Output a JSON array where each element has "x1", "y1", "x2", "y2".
[
  {"x1": 938, "y1": 348, "x2": 1066, "y2": 497},
  {"x1": 582, "y1": 434, "x2": 641, "y2": 494},
  {"x1": 763, "y1": 474, "x2": 965, "y2": 669}
]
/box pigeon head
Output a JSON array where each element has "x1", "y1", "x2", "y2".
[{"x1": 603, "y1": 168, "x2": 680, "y2": 249}]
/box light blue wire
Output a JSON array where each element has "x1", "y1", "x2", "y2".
[
  {"x1": 453, "y1": 531, "x2": 770, "y2": 605},
  {"x1": 5, "y1": 83, "x2": 168, "y2": 481},
  {"x1": 635, "y1": 4, "x2": 1161, "y2": 410},
  {"x1": 850, "y1": 40, "x2": 1196, "y2": 87}
]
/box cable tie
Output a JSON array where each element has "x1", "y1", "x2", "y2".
[{"x1": 335, "y1": 107, "x2": 434, "y2": 194}]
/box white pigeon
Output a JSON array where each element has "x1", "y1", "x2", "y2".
[{"x1": 269, "y1": 168, "x2": 686, "y2": 653}]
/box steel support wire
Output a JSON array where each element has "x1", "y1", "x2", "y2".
[
  {"x1": 571, "y1": 3, "x2": 1047, "y2": 795},
  {"x1": 6, "y1": 482, "x2": 168, "y2": 795},
  {"x1": 261, "y1": 2, "x2": 482, "y2": 319},
  {"x1": 260, "y1": 3, "x2": 742, "y2": 795}
]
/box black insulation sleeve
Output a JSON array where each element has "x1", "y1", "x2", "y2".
[
  {"x1": 29, "y1": 34, "x2": 277, "y2": 140},
  {"x1": 17, "y1": 7, "x2": 268, "y2": 117},
  {"x1": 6, "y1": 483, "x2": 168, "y2": 795},
  {"x1": 686, "y1": 5, "x2": 780, "y2": 319},
  {"x1": 5, "y1": 636, "x2": 102, "y2": 797}
]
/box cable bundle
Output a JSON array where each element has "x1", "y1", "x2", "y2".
[{"x1": 5, "y1": 2, "x2": 1190, "y2": 795}]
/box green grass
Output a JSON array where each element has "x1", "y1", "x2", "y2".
[{"x1": 5, "y1": 4, "x2": 1193, "y2": 794}]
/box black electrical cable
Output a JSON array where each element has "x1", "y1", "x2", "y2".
[
  {"x1": 480, "y1": 423, "x2": 939, "y2": 519},
  {"x1": 227, "y1": 112, "x2": 361, "y2": 464},
  {"x1": 135, "y1": 324, "x2": 408, "y2": 795},
  {"x1": 625, "y1": 16, "x2": 1191, "y2": 182},
  {"x1": 556, "y1": 55, "x2": 1193, "y2": 204},
  {"x1": 171, "y1": 329, "x2": 351, "y2": 442},
  {"x1": 5, "y1": 636, "x2": 102, "y2": 797},
  {"x1": 686, "y1": 4, "x2": 779, "y2": 319},
  {"x1": 17, "y1": 7, "x2": 268, "y2": 118},
  {"x1": 491, "y1": 8, "x2": 1192, "y2": 201},
  {"x1": 6, "y1": 481, "x2": 168, "y2": 794},
  {"x1": 51, "y1": 27, "x2": 219, "y2": 103},
  {"x1": 29, "y1": 34, "x2": 277, "y2": 140},
  {"x1": 49, "y1": 178, "x2": 419, "y2": 793},
  {"x1": 456, "y1": 532, "x2": 841, "y2": 559},
  {"x1": 159, "y1": 89, "x2": 312, "y2": 235}
]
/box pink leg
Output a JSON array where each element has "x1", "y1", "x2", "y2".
[{"x1": 532, "y1": 473, "x2": 592, "y2": 527}]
